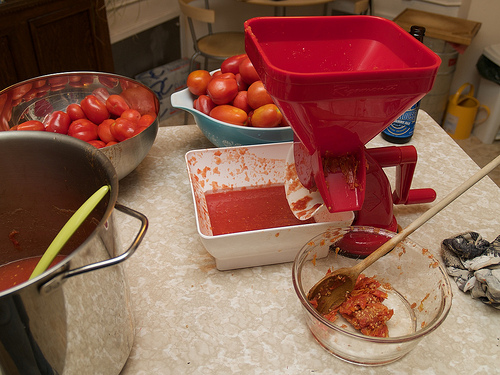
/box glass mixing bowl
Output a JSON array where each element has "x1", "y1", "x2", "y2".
[{"x1": 292, "y1": 226, "x2": 453, "y2": 366}]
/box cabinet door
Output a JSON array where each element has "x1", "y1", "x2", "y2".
[
  {"x1": 0, "y1": 24, "x2": 39, "y2": 88},
  {"x1": 29, "y1": 0, "x2": 114, "y2": 75}
]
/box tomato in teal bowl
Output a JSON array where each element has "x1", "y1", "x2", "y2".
[
  {"x1": 0, "y1": 72, "x2": 159, "y2": 179},
  {"x1": 171, "y1": 86, "x2": 293, "y2": 147}
]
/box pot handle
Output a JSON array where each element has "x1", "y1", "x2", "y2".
[{"x1": 40, "y1": 203, "x2": 148, "y2": 295}]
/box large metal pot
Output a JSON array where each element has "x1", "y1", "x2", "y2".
[{"x1": 0, "y1": 131, "x2": 147, "y2": 375}]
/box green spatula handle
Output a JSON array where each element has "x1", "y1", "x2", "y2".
[{"x1": 29, "y1": 185, "x2": 110, "y2": 280}]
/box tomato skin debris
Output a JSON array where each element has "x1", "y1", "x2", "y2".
[{"x1": 311, "y1": 274, "x2": 394, "y2": 338}]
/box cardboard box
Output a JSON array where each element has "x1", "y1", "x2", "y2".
[
  {"x1": 135, "y1": 58, "x2": 190, "y2": 121},
  {"x1": 394, "y1": 9, "x2": 481, "y2": 46}
]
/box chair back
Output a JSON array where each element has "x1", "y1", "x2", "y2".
[
  {"x1": 178, "y1": 0, "x2": 216, "y2": 47},
  {"x1": 178, "y1": 0, "x2": 215, "y2": 24}
]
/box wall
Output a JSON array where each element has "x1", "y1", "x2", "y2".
[
  {"x1": 105, "y1": 0, "x2": 179, "y2": 43},
  {"x1": 450, "y1": 0, "x2": 500, "y2": 94}
]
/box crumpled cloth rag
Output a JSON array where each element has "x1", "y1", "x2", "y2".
[{"x1": 441, "y1": 232, "x2": 500, "y2": 309}]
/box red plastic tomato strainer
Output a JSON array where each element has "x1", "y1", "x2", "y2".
[{"x1": 245, "y1": 16, "x2": 441, "y2": 255}]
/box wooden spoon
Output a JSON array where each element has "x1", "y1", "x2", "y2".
[{"x1": 307, "y1": 154, "x2": 500, "y2": 314}]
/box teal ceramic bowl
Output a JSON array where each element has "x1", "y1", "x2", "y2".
[{"x1": 170, "y1": 87, "x2": 293, "y2": 147}]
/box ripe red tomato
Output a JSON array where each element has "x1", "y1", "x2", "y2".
[
  {"x1": 187, "y1": 70, "x2": 212, "y2": 96},
  {"x1": 221, "y1": 54, "x2": 247, "y2": 75},
  {"x1": 209, "y1": 105, "x2": 248, "y2": 126},
  {"x1": 68, "y1": 119, "x2": 98, "y2": 142},
  {"x1": 207, "y1": 77, "x2": 238, "y2": 105},
  {"x1": 232, "y1": 91, "x2": 251, "y2": 113},
  {"x1": 235, "y1": 73, "x2": 248, "y2": 91},
  {"x1": 138, "y1": 114, "x2": 155, "y2": 128},
  {"x1": 17, "y1": 120, "x2": 44, "y2": 131},
  {"x1": 133, "y1": 126, "x2": 149, "y2": 136},
  {"x1": 66, "y1": 104, "x2": 86, "y2": 121},
  {"x1": 87, "y1": 140, "x2": 106, "y2": 149},
  {"x1": 106, "y1": 94, "x2": 130, "y2": 117},
  {"x1": 217, "y1": 72, "x2": 236, "y2": 80},
  {"x1": 80, "y1": 95, "x2": 109, "y2": 124},
  {"x1": 193, "y1": 95, "x2": 216, "y2": 115},
  {"x1": 97, "y1": 119, "x2": 117, "y2": 143},
  {"x1": 247, "y1": 81, "x2": 274, "y2": 109},
  {"x1": 249, "y1": 104, "x2": 282, "y2": 128},
  {"x1": 44, "y1": 110, "x2": 71, "y2": 134},
  {"x1": 239, "y1": 57, "x2": 260, "y2": 85},
  {"x1": 280, "y1": 116, "x2": 290, "y2": 127},
  {"x1": 110, "y1": 118, "x2": 138, "y2": 142},
  {"x1": 120, "y1": 109, "x2": 141, "y2": 123},
  {"x1": 120, "y1": 86, "x2": 157, "y2": 115}
]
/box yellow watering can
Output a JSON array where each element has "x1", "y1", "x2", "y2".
[{"x1": 443, "y1": 83, "x2": 490, "y2": 140}]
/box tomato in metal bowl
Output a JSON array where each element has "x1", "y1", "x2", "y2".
[{"x1": 0, "y1": 72, "x2": 159, "y2": 180}]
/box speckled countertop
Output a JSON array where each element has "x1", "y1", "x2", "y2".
[{"x1": 117, "y1": 111, "x2": 499, "y2": 374}]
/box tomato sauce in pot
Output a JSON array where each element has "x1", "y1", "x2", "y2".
[{"x1": 0, "y1": 255, "x2": 66, "y2": 292}]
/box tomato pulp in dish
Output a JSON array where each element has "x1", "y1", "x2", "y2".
[
  {"x1": 0, "y1": 255, "x2": 66, "y2": 292},
  {"x1": 205, "y1": 184, "x2": 315, "y2": 235},
  {"x1": 310, "y1": 274, "x2": 394, "y2": 338}
]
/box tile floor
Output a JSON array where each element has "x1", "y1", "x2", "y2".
[
  {"x1": 160, "y1": 112, "x2": 500, "y2": 187},
  {"x1": 455, "y1": 135, "x2": 500, "y2": 187}
]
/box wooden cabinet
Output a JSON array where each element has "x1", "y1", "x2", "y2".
[{"x1": 0, "y1": 0, "x2": 114, "y2": 90}]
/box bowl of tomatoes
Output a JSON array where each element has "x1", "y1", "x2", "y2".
[
  {"x1": 0, "y1": 71, "x2": 159, "y2": 179},
  {"x1": 171, "y1": 54, "x2": 293, "y2": 147}
]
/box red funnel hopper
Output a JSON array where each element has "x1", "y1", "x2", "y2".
[{"x1": 245, "y1": 16, "x2": 441, "y2": 213}]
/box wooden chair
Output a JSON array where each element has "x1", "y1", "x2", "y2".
[{"x1": 178, "y1": 0, "x2": 246, "y2": 71}]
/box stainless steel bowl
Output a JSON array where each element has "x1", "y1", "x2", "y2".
[{"x1": 0, "y1": 71, "x2": 159, "y2": 179}]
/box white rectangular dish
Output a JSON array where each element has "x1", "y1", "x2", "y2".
[{"x1": 185, "y1": 142, "x2": 354, "y2": 270}]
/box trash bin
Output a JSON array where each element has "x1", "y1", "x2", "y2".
[
  {"x1": 419, "y1": 37, "x2": 459, "y2": 124},
  {"x1": 473, "y1": 43, "x2": 500, "y2": 144}
]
